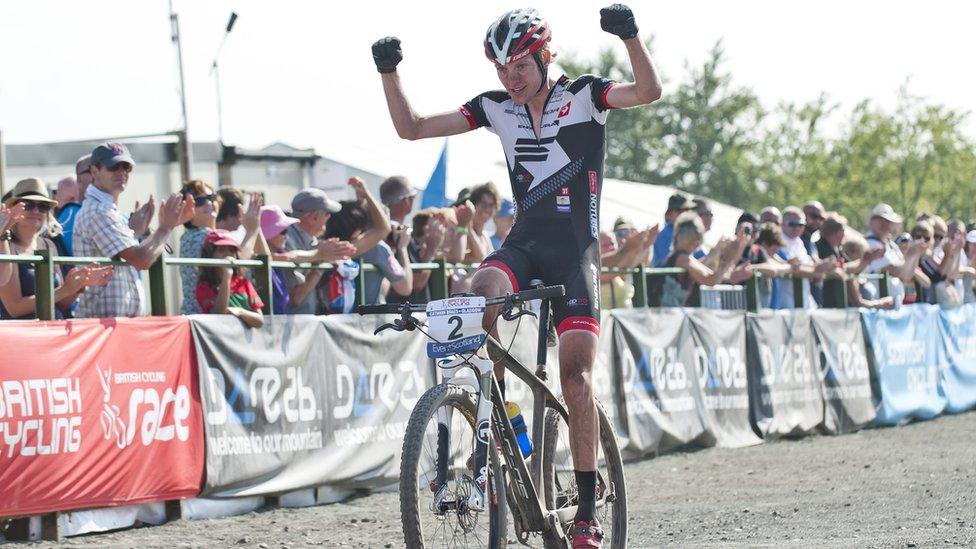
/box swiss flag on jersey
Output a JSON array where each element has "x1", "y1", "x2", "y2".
[{"x1": 558, "y1": 102, "x2": 572, "y2": 118}]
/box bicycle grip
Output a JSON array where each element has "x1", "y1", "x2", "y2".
[
  {"x1": 357, "y1": 304, "x2": 398, "y2": 315},
  {"x1": 517, "y1": 285, "x2": 565, "y2": 302}
]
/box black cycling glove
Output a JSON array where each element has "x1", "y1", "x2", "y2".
[
  {"x1": 600, "y1": 4, "x2": 639, "y2": 40},
  {"x1": 371, "y1": 36, "x2": 402, "y2": 74}
]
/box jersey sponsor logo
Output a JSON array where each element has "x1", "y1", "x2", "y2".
[
  {"x1": 588, "y1": 171, "x2": 599, "y2": 238},
  {"x1": 558, "y1": 102, "x2": 572, "y2": 118},
  {"x1": 556, "y1": 195, "x2": 570, "y2": 205}
]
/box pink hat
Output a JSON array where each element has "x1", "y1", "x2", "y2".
[
  {"x1": 204, "y1": 229, "x2": 240, "y2": 249},
  {"x1": 260, "y1": 205, "x2": 300, "y2": 239}
]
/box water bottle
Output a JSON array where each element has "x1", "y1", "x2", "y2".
[{"x1": 505, "y1": 402, "x2": 533, "y2": 457}]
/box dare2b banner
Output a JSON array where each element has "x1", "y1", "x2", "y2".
[{"x1": 0, "y1": 318, "x2": 204, "y2": 518}]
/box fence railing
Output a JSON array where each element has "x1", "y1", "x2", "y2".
[{"x1": 0, "y1": 251, "x2": 891, "y2": 320}]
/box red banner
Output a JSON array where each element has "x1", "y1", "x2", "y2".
[{"x1": 0, "y1": 317, "x2": 204, "y2": 517}]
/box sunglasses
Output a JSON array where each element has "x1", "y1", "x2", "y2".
[
  {"x1": 194, "y1": 194, "x2": 218, "y2": 206},
  {"x1": 105, "y1": 163, "x2": 133, "y2": 173},
  {"x1": 16, "y1": 201, "x2": 51, "y2": 213},
  {"x1": 912, "y1": 235, "x2": 931, "y2": 242},
  {"x1": 934, "y1": 234, "x2": 946, "y2": 240},
  {"x1": 786, "y1": 221, "x2": 806, "y2": 228}
]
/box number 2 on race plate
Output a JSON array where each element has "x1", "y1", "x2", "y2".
[{"x1": 425, "y1": 296, "x2": 487, "y2": 358}]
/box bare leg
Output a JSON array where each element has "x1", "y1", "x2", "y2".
[
  {"x1": 470, "y1": 267, "x2": 513, "y2": 381},
  {"x1": 558, "y1": 330, "x2": 599, "y2": 471}
]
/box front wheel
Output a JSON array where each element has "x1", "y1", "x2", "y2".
[
  {"x1": 541, "y1": 398, "x2": 627, "y2": 549},
  {"x1": 400, "y1": 383, "x2": 508, "y2": 548}
]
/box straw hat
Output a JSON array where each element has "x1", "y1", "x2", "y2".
[{"x1": 4, "y1": 178, "x2": 59, "y2": 208}]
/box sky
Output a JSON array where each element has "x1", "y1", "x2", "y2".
[{"x1": 1, "y1": 0, "x2": 974, "y2": 194}]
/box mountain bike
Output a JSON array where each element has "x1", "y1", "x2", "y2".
[{"x1": 358, "y1": 284, "x2": 627, "y2": 548}]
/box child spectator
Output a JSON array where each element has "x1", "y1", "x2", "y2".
[{"x1": 196, "y1": 229, "x2": 264, "y2": 328}]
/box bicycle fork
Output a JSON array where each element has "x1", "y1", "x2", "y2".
[{"x1": 435, "y1": 354, "x2": 495, "y2": 513}]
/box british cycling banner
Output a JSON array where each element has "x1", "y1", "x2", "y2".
[
  {"x1": 937, "y1": 304, "x2": 976, "y2": 413},
  {"x1": 685, "y1": 310, "x2": 763, "y2": 448},
  {"x1": 192, "y1": 314, "x2": 430, "y2": 497},
  {"x1": 808, "y1": 309, "x2": 876, "y2": 433},
  {"x1": 609, "y1": 308, "x2": 706, "y2": 458},
  {"x1": 745, "y1": 311, "x2": 824, "y2": 438},
  {"x1": 0, "y1": 317, "x2": 203, "y2": 518},
  {"x1": 861, "y1": 305, "x2": 946, "y2": 425}
]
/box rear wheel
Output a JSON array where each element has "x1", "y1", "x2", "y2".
[
  {"x1": 400, "y1": 383, "x2": 508, "y2": 548},
  {"x1": 541, "y1": 398, "x2": 627, "y2": 548}
]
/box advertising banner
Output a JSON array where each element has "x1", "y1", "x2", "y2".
[
  {"x1": 745, "y1": 311, "x2": 824, "y2": 438},
  {"x1": 861, "y1": 305, "x2": 946, "y2": 425},
  {"x1": 937, "y1": 304, "x2": 976, "y2": 413},
  {"x1": 0, "y1": 317, "x2": 204, "y2": 517},
  {"x1": 193, "y1": 314, "x2": 431, "y2": 497},
  {"x1": 610, "y1": 308, "x2": 705, "y2": 457},
  {"x1": 809, "y1": 309, "x2": 876, "y2": 433},
  {"x1": 685, "y1": 309, "x2": 762, "y2": 448}
]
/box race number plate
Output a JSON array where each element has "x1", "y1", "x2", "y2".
[{"x1": 425, "y1": 296, "x2": 487, "y2": 358}]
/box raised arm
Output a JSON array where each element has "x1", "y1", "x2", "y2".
[
  {"x1": 347, "y1": 177, "x2": 392, "y2": 257},
  {"x1": 373, "y1": 37, "x2": 473, "y2": 141},
  {"x1": 600, "y1": 5, "x2": 663, "y2": 109}
]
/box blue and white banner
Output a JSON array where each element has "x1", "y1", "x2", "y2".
[
  {"x1": 936, "y1": 304, "x2": 976, "y2": 413},
  {"x1": 861, "y1": 304, "x2": 946, "y2": 425}
]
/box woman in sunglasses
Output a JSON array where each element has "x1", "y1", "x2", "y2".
[
  {"x1": 178, "y1": 179, "x2": 220, "y2": 314},
  {"x1": 0, "y1": 178, "x2": 113, "y2": 319}
]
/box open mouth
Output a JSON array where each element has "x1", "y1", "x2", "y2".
[{"x1": 511, "y1": 85, "x2": 526, "y2": 95}]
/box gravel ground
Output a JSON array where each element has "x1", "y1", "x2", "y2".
[{"x1": 19, "y1": 411, "x2": 976, "y2": 548}]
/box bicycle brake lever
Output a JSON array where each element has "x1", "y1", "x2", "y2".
[
  {"x1": 502, "y1": 307, "x2": 537, "y2": 322},
  {"x1": 374, "y1": 322, "x2": 401, "y2": 335}
]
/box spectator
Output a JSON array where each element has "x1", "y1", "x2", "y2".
[
  {"x1": 691, "y1": 198, "x2": 714, "y2": 260},
  {"x1": 54, "y1": 176, "x2": 79, "y2": 217},
  {"x1": 759, "y1": 206, "x2": 782, "y2": 225},
  {"x1": 599, "y1": 231, "x2": 633, "y2": 309},
  {"x1": 651, "y1": 192, "x2": 696, "y2": 267},
  {"x1": 652, "y1": 213, "x2": 747, "y2": 306},
  {"x1": 775, "y1": 206, "x2": 838, "y2": 309},
  {"x1": 259, "y1": 205, "x2": 299, "y2": 314},
  {"x1": 196, "y1": 229, "x2": 264, "y2": 328},
  {"x1": 815, "y1": 213, "x2": 878, "y2": 307},
  {"x1": 962, "y1": 230, "x2": 976, "y2": 303},
  {"x1": 215, "y1": 187, "x2": 245, "y2": 234},
  {"x1": 942, "y1": 219, "x2": 968, "y2": 305},
  {"x1": 802, "y1": 200, "x2": 826, "y2": 254},
  {"x1": 379, "y1": 175, "x2": 418, "y2": 226},
  {"x1": 213, "y1": 187, "x2": 265, "y2": 258},
  {"x1": 283, "y1": 186, "x2": 343, "y2": 314},
  {"x1": 388, "y1": 208, "x2": 447, "y2": 304},
  {"x1": 613, "y1": 216, "x2": 637, "y2": 248},
  {"x1": 56, "y1": 154, "x2": 92, "y2": 256},
  {"x1": 842, "y1": 235, "x2": 894, "y2": 309},
  {"x1": 0, "y1": 178, "x2": 113, "y2": 319},
  {"x1": 74, "y1": 143, "x2": 194, "y2": 318},
  {"x1": 321, "y1": 177, "x2": 405, "y2": 310},
  {"x1": 178, "y1": 180, "x2": 218, "y2": 314},
  {"x1": 915, "y1": 219, "x2": 963, "y2": 306},
  {"x1": 863, "y1": 203, "x2": 926, "y2": 308},
  {"x1": 491, "y1": 199, "x2": 515, "y2": 250},
  {"x1": 462, "y1": 182, "x2": 499, "y2": 262}
]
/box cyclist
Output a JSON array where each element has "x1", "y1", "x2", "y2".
[{"x1": 372, "y1": 5, "x2": 661, "y2": 546}]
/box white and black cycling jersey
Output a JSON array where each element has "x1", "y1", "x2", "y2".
[{"x1": 460, "y1": 74, "x2": 616, "y2": 242}]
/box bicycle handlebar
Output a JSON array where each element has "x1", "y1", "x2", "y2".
[{"x1": 357, "y1": 284, "x2": 565, "y2": 316}]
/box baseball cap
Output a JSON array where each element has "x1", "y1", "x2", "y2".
[
  {"x1": 667, "y1": 192, "x2": 695, "y2": 212},
  {"x1": 866, "y1": 203, "x2": 903, "y2": 224},
  {"x1": 91, "y1": 142, "x2": 135, "y2": 168},
  {"x1": 379, "y1": 176, "x2": 418, "y2": 206},
  {"x1": 291, "y1": 188, "x2": 341, "y2": 215},
  {"x1": 260, "y1": 205, "x2": 300, "y2": 239},
  {"x1": 613, "y1": 216, "x2": 635, "y2": 232},
  {"x1": 496, "y1": 199, "x2": 515, "y2": 218},
  {"x1": 204, "y1": 229, "x2": 241, "y2": 248}
]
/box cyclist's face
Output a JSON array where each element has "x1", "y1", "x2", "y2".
[{"x1": 495, "y1": 56, "x2": 543, "y2": 105}]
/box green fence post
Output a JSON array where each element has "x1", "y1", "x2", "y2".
[
  {"x1": 430, "y1": 257, "x2": 449, "y2": 301},
  {"x1": 879, "y1": 273, "x2": 890, "y2": 298},
  {"x1": 792, "y1": 276, "x2": 804, "y2": 308},
  {"x1": 149, "y1": 256, "x2": 167, "y2": 316},
  {"x1": 254, "y1": 254, "x2": 273, "y2": 315},
  {"x1": 633, "y1": 264, "x2": 648, "y2": 308},
  {"x1": 355, "y1": 259, "x2": 366, "y2": 307},
  {"x1": 35, "y1": 248, "x2": 55, "y2": 321},
  {"x1": 745, "y1": 275, "x2": 760, "y2": 312}
]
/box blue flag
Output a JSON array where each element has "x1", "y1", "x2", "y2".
[{"x1": 421, "y1": 141, "x2": 448, "y2": 209}]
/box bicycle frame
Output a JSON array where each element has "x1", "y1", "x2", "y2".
[{"x1": 435, "y1": 299, "x2": 574, "y2": 538}]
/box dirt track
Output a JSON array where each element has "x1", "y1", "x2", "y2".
[{"x1": 23, "y1": 411, "x2": 976, "y2": 548}]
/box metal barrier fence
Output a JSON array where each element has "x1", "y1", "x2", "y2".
[{"x1": 0, "y1": 250, "x2": 890, "y2": 320}]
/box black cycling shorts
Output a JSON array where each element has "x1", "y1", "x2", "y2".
[{"x1": 478, "y1": 224, "x2": 601, "y2": 336}]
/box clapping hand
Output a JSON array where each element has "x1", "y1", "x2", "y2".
[
  {"x1": 63, "y1": 264, "x2": 115, "y2": 293},
  {"x1": 454, "y1": 201, "x2": 475, "y2": 228},
  {"x1": 315, "y1": 237, "x2": 357, "y2": 263},
  {"x1": 128, "y1": 196, "x2": 156, "y2": 237},
  {"x1": 241, "y1": 193, "x2": 264, "y2": 234},
  {"x1": 0, "y1": 202, "x2": 27, "y2": 234},
  {"x1": 348, "y1": 177, "x2": 368, "y2": 202},
  {"x1": 158, "y1": 193, "x2": 195, "y2": 231}
]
